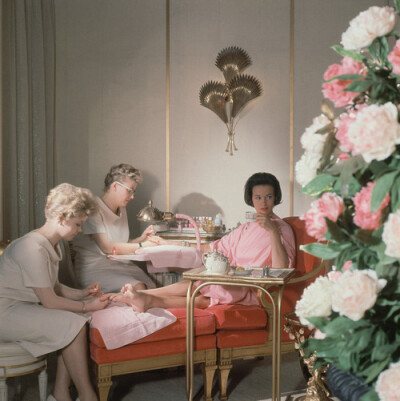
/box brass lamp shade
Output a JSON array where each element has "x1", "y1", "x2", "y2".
[{"x1": 136, "y1": 200, "x2": 174, "y2": 222}]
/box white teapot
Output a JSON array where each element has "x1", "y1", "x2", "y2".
[{"x1": 202, "y1": 250, "x2": 230, "y2": 274}]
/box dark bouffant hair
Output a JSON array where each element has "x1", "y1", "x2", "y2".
[{"x1": 244, "y1": 172, "x2": 282, "y2": 207}]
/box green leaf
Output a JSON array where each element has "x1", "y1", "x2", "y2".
[
  {"x1": 331, "y1": 45, "x2": 365, "y2": 62},
  {"x1": 371, "y1": 170, "x2": 399, "y2": 211},
  {"x1": 369, "y1": 160, "x2": 391, "y2": 176},
  {"x1": 390, "y1": 175, "x2": 400, "y2": 211},
  {"x1": 325, "y1": 219, "x2": 347, "y2": 242},
  {"x1": 345, "y1": 79, "x2": 372, "y2": 93},
  {"x1": 394, "y1": 0, "x2": 400, "y2": 14},
  {"x1": 360, "y1": 389, "x2": 379, "y2": 401},
  {"x1": 300, "y1": 242, "x2": 344, "y2": 259},
  {"x1": 301, "y1": 174, "x2": 335, "y2": 196},
  {"x1": 324, "y1": 73, "x2": 367, "y2": 83},
  {"x1": 362, "y1": 357, "x2": 391, "y2": 383}
]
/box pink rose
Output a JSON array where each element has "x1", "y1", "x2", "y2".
[
  {"x1": 335, "y1": 109, "x2": 358, "y2": 153},
  {"x1": 353, "y1": 182, "x2": 390, "y2": 230},
  {"x1": 376, "y1": 362, "x2": 400, "y2": 401},
  {"x1": 322, "y1": 57, "x2": 365, "y2": 108},
  {"x1": 346, "y1": 102, "x2": 400, "y2": 163},
  {"x1": 388, "y1": 39, "x2": 400, "y2": 75},
  {"x1": 341, "y1": 6, "x2": 397, "y2": 51},
  {"x1": 342, "y1": 261, "x2": 352, "y2": 271},
  {"x1": 301, "y1": 193, "x2": 344, "y2": 240},
  {"x1": 332, "y1": 270, "x2": 386, "y2": 321},
  {"x1": 382, "y1": 210, "x2": 400, "y2": 258},
  {"x1": 337, "y1": 152, "x2": 350, "y2": 161}
]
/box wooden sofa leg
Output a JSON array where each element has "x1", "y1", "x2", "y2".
[
  {"x1": 218, "y1": 360, "x2": 233, "y2": 401},
  {"x1": 93, "y1": 363, "x2": 113, "y2": 401},
  {"x1": 202, "y1": 362, "x2": 217, "y2": 401}
]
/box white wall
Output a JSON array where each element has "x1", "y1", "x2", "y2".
[{"x1": 54, "y1": 0, "x2": 388, "y2": 236}]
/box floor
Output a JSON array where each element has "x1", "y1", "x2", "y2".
[{"x1": 6, "y1": 351, "x2": 308, "y2": 401}]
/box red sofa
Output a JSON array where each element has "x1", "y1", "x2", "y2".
[{"x1": 86, "y1": 216, "x2": 327, "y2": 401}]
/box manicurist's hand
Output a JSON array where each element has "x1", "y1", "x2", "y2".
[
  {"x1": 85, "y1": 293, "x2": 110, "y2": 311},
  {"x1": 137, "y1": 225, "x2": 156, "y2": 242},
  {"x1": 83, "y1": 282, "x2": 101, "y2": 298}
]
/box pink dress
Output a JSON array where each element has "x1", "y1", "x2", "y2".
[{"x1": 196, "y1": 215, "x2": 296, "y2": 306}]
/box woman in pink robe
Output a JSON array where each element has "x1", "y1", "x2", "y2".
[{"x1": 110, "y1": 173, "x2": 296, "y2": 312}]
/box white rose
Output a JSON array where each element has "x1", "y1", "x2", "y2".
[
  {"x1": 376, "y1": 361, "x2": 400, "y2": 401},
  {"x1": 347, "y1": 102, "x2": 400, "y2": 163},
  {"x1": 300, "y1": 114, "x2": 330, "y2": 153},
  {"x1": 295, "y1": 276, "x2": 333, "y2": 328},
  {"x1": 332, "y1": 270, "x2": 387, "y2": 321},
  {"x1": 341, "y1": 6, "x2": 396, "y2": 51},
  {"x1": 295, "y1": 151, "x2": 320, "y2": 187},
  {"x1": 383, "y1": 209, "x2": 400, "y2": 258}
]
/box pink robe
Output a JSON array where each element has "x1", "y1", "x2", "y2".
[{"x1": 196, "y1": 216, "x2": 296, "y2": 306}]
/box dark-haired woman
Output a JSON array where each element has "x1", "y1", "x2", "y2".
[
  {"x1": 110, "y1": 172, "x2": 296, "y2": 312},
  {"x1": 73, "y1": 164, "x2": 159, "y2": 293}
]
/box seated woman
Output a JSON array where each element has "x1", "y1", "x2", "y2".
[
  {"x1": 110, "y1": 172, "x2": 296, "y2": 312},
  {"x1": 0, "y1": 183, "x2": 110, "y2": 401},
  {"x1": 73, "y1": 163, "x2": 160, "y2": 293}
]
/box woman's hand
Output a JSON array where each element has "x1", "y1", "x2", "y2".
[
  {"x1": 255, "y1": 213, "x2": 279, "y2": 233},
  {"x1": 85, "y1": 293, "x2": 110, "y2": 311},
  {"x1": 137, "y1": 225, "x2": 156, "y2": 242},
  {"x1": 146, "y1": 235, "x2": 171, "y2": 246},
  {"x1": 83, "y1": 282, "x2": 101, "y2": 299}
]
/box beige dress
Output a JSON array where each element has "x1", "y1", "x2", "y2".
[
  {"x1": 0, "y1": 232, "x2": 88, "y2": 357},
  {"x1": 72, "y1": 197, "x2": 155, "y2": 293}
]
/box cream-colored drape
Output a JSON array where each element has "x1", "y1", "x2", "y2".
[{"x1": 2, "y1": 0, "x2": 56, "y2": 239}]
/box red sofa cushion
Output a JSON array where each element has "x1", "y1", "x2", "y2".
[
  {"x1": 207, "y1": 304, "x2": 267, "y2": 330},
  {"x1": 90, "y1": 335, "x2": 216, "y2": 364},
  {"x1": 217, "y1": 329, "x2": 268, "y2": 349},
  {"x1": 90, "y1": 307, "x2": 216, "y2": 349}
]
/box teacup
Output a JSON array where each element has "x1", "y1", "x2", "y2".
[{"x1": 245, "y1": 211, "x2": 256, "y2": 222}]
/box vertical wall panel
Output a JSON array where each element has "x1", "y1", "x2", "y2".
[
  {"x1": 55, "y1": 0, "x2": 166, "y2": 235},
  {"x1": 170, "y1": 0, "x2": 291, "y2": 228}
]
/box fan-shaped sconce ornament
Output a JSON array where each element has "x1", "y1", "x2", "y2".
[{"x1": 199, "y1": 46, "x2": 262, "y2": 155}]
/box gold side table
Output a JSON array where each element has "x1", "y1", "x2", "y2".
[
  {"x1": 284, "y1": 312, "x2": 333, "y2": 401},
  {"x1": 183, "y1": 267, "x2": 295, "y2": 401}
]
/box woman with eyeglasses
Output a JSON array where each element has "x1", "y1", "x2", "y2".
[{"x1": 73, "y1": 163, "x2": 159, "y2": 293}]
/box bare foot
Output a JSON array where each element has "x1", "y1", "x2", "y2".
[{"x1": 110, "y1": 289, "x2": 147, "y2": 312}]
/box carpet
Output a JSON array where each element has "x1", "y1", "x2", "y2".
[{"x1": 259, "y1": 389, "x2": 340, "y2": 401}]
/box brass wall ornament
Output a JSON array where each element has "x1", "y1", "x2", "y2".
[{"x1": 199, "y1": 46, "x2": 262, "y2": 155}]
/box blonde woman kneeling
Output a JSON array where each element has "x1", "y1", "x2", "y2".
[{"x1": 0, "y1": 184, "x2": 110, "y2": 401}]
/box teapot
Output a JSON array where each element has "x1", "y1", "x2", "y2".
[{"x1": 202, "y1": 250, "x2": 230, "y2": 274}]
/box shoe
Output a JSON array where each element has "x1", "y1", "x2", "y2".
[{"x1": 47, "y1": 396, "x2": 57, "y2": 401}]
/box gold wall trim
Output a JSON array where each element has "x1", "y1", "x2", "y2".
[
  {"x1": 166, "y1": 0, "x2": 170, "y2": 211},
  {"x1": 289, "y1": 0, "x2": 294, "y2": 216}
]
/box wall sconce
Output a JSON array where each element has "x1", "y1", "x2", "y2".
[
  {"x1": 137, "y1": 201, "x2": 201, "y2": 250},
  {"x1": 199, "y1": 46, "x2": 262, "y2": 155}
]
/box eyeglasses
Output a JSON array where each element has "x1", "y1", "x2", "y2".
[{"x1": 116, "y1": 181, "x2": 136, "y2": 196}]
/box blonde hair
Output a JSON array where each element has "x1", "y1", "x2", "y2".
[
  {"x1": 103, "y1": 163, "x2": 143, "y2": 192},
  {"x1": 45, "y1": 183, "x2": 98, "y2": 221}
]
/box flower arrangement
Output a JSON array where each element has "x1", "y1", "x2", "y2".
[{"x1": 294, "y1": 2, "x2": 400, "y2": 400}]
